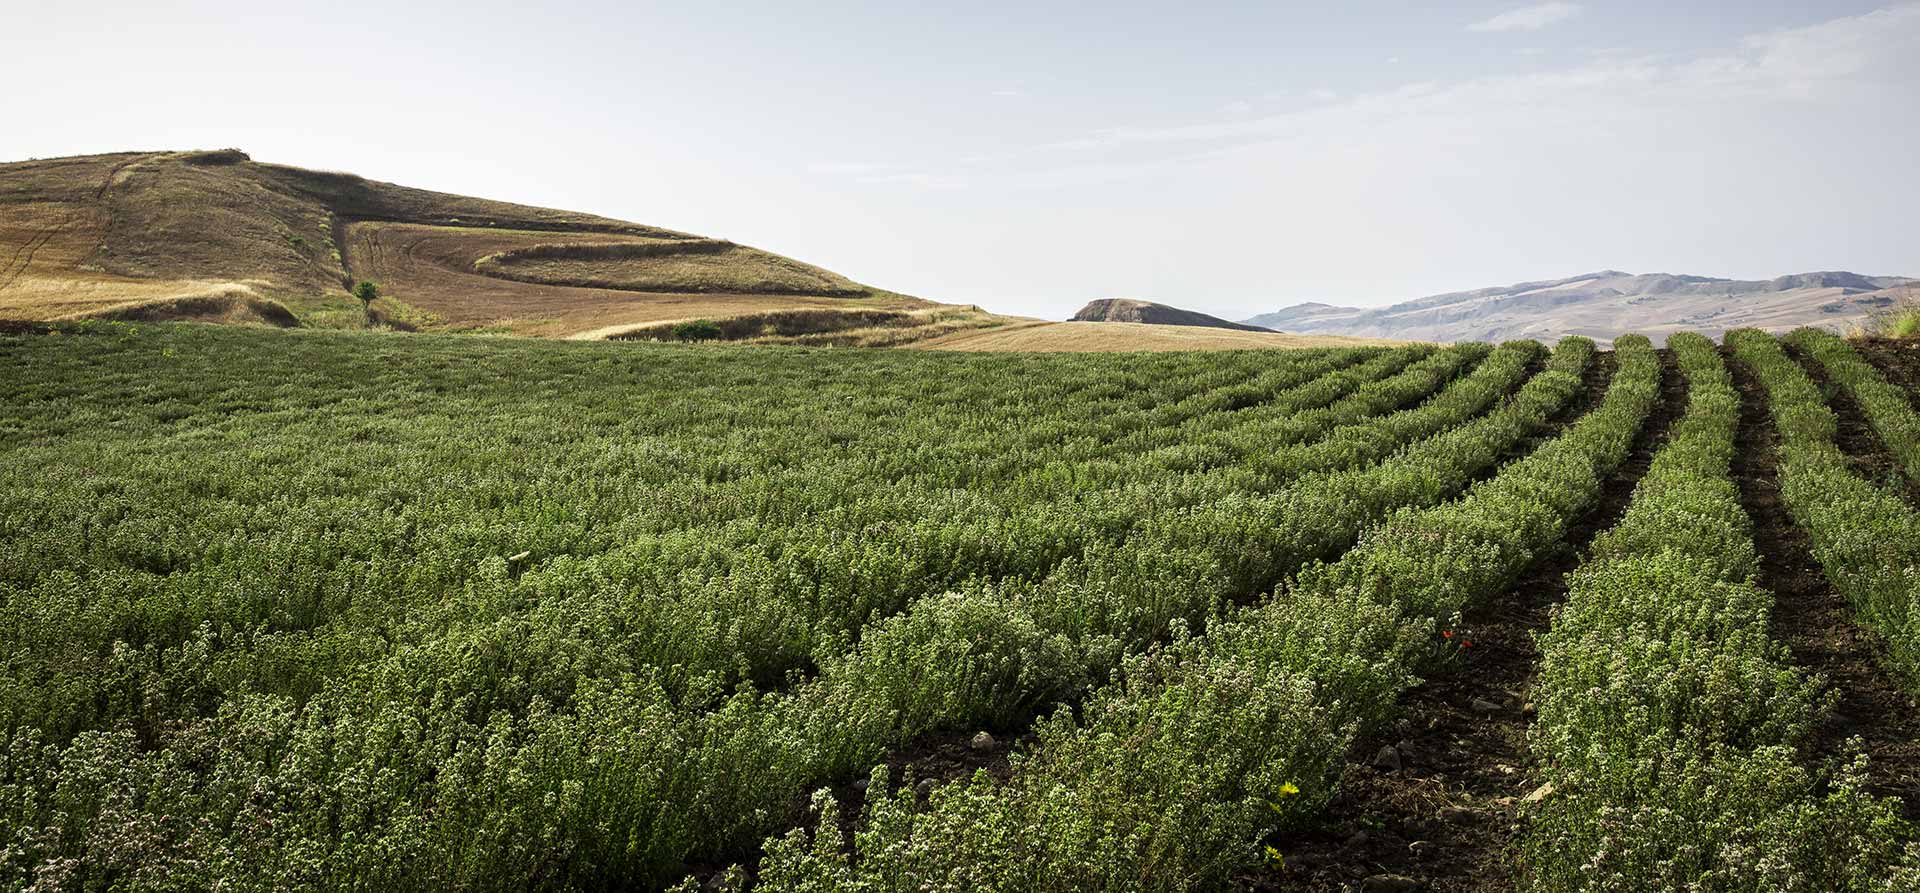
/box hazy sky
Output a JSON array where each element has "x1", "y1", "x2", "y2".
[{"x1": 5, "y1": 1, "x2": 1916, "y2": 319}]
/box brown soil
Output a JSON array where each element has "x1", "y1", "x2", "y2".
[
  {"x1": 1729, "y1": 350, "x2": 1920, "y2": 821},
  {"x1": 1855, "y1": 338, "x2": 1920, "y2": 396},
  {"x1": 0, "y1": 320, "x2": 94, "y2": 337},
  {"x1": 1250, "y1": 349, "x2": 1684, "y2": 893},
  {"x1": 1852, "y1": 338, "x2": 1920, "y2": 489},
  {"x1": 1792, "y1": 344, "x2": 1920, "y2": 504}
]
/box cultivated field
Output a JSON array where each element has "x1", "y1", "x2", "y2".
[{"x1": 2, "y1": 323, "x2": 1918, "y2": 891}]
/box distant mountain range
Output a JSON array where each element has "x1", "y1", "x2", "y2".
[
  {"x1": 1072, "y1": 298, "x2": 1274, "y2": 332},
  {"x1": 1241, "y1": 271, "x2": 1918, "y2": 344}
]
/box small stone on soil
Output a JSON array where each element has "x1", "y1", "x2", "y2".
[
  {"x1": 1361, "y1": 874, "x2": 1422, "y2": 893},
  {"x1": 969, "y1": 731, "x2": 995, "y2": 751},
  {"x1": 1440, "y1": 806, "x2": 1477, "y2": 824}
]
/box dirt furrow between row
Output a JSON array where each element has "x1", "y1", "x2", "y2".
[
  {"x1": 1728, "y1": 349, "x2": 1920, "y2": 822},
  {"x1": 1251, "y1": 349, "x2": 1679, "y2": 893}
]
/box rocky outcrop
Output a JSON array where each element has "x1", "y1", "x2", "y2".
[{"x1": 1073, "y1": 298, "x2": 1274, "y2": 332}]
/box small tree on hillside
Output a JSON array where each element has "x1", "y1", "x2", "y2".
[
  {"x1": 670, "y1": 319, "x2": 723, "y2": 342},
  {"x1": 353, "y1": 281, "x2": 379, "y2": 323}
]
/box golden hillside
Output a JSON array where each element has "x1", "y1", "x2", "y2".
[{"x1": 0, "y1": 149, "x2": 985, "y2": 339}]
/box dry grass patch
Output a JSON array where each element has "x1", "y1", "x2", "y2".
[
  {"x1": 1, "y1": 150, "x2": 930, "y2": 337},
  {"x1": 1855, "y1": 284, "x2": 1920, "y2": 339}
]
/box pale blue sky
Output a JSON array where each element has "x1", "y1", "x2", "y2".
[{"x1": 5, "y1": 1, "x2": 1915, "y2": 318}]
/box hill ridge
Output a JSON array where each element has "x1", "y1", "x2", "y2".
[
  {"x1": 1244, "y1": 269, "x2": 1917, "y2": 343},
  {"x1": 1072, "y1": 297, "x2": 1274, "y2": 332}
]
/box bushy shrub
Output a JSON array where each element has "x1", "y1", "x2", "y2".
[
  {"x1": 669, "y1": 318, "x2": 723, "y2": 341},
  {"x1": 756, "y1": 337, "x2": 1677, "y2": 890},
  {"x1": 0, "y1": 330, "x2": 1531, "y2": 888}
]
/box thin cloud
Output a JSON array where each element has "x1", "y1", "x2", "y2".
[
  {"x1": 859, "y1": 171, "x2": 967, "y2": 190},
  {"x1": 821, "y1": 4, "x2": 1918, "y2": 191},
  {"x1": 808, "y1": 161, "x2": 889, "y2": 175},
  {"x1": 1468, "y1": 2, "x2": 1582, "y2": 33},
  {"x1": 1046, "y1": 3, "x2": 1918, "y2": 154}
]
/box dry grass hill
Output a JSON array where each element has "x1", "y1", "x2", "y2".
[
  {"x1": 1244, "y1": 270, "x2": 1918, "y2": 344},
  {"x1": 0, "y1": 149, "x2": 1001, "y2": 342}
]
